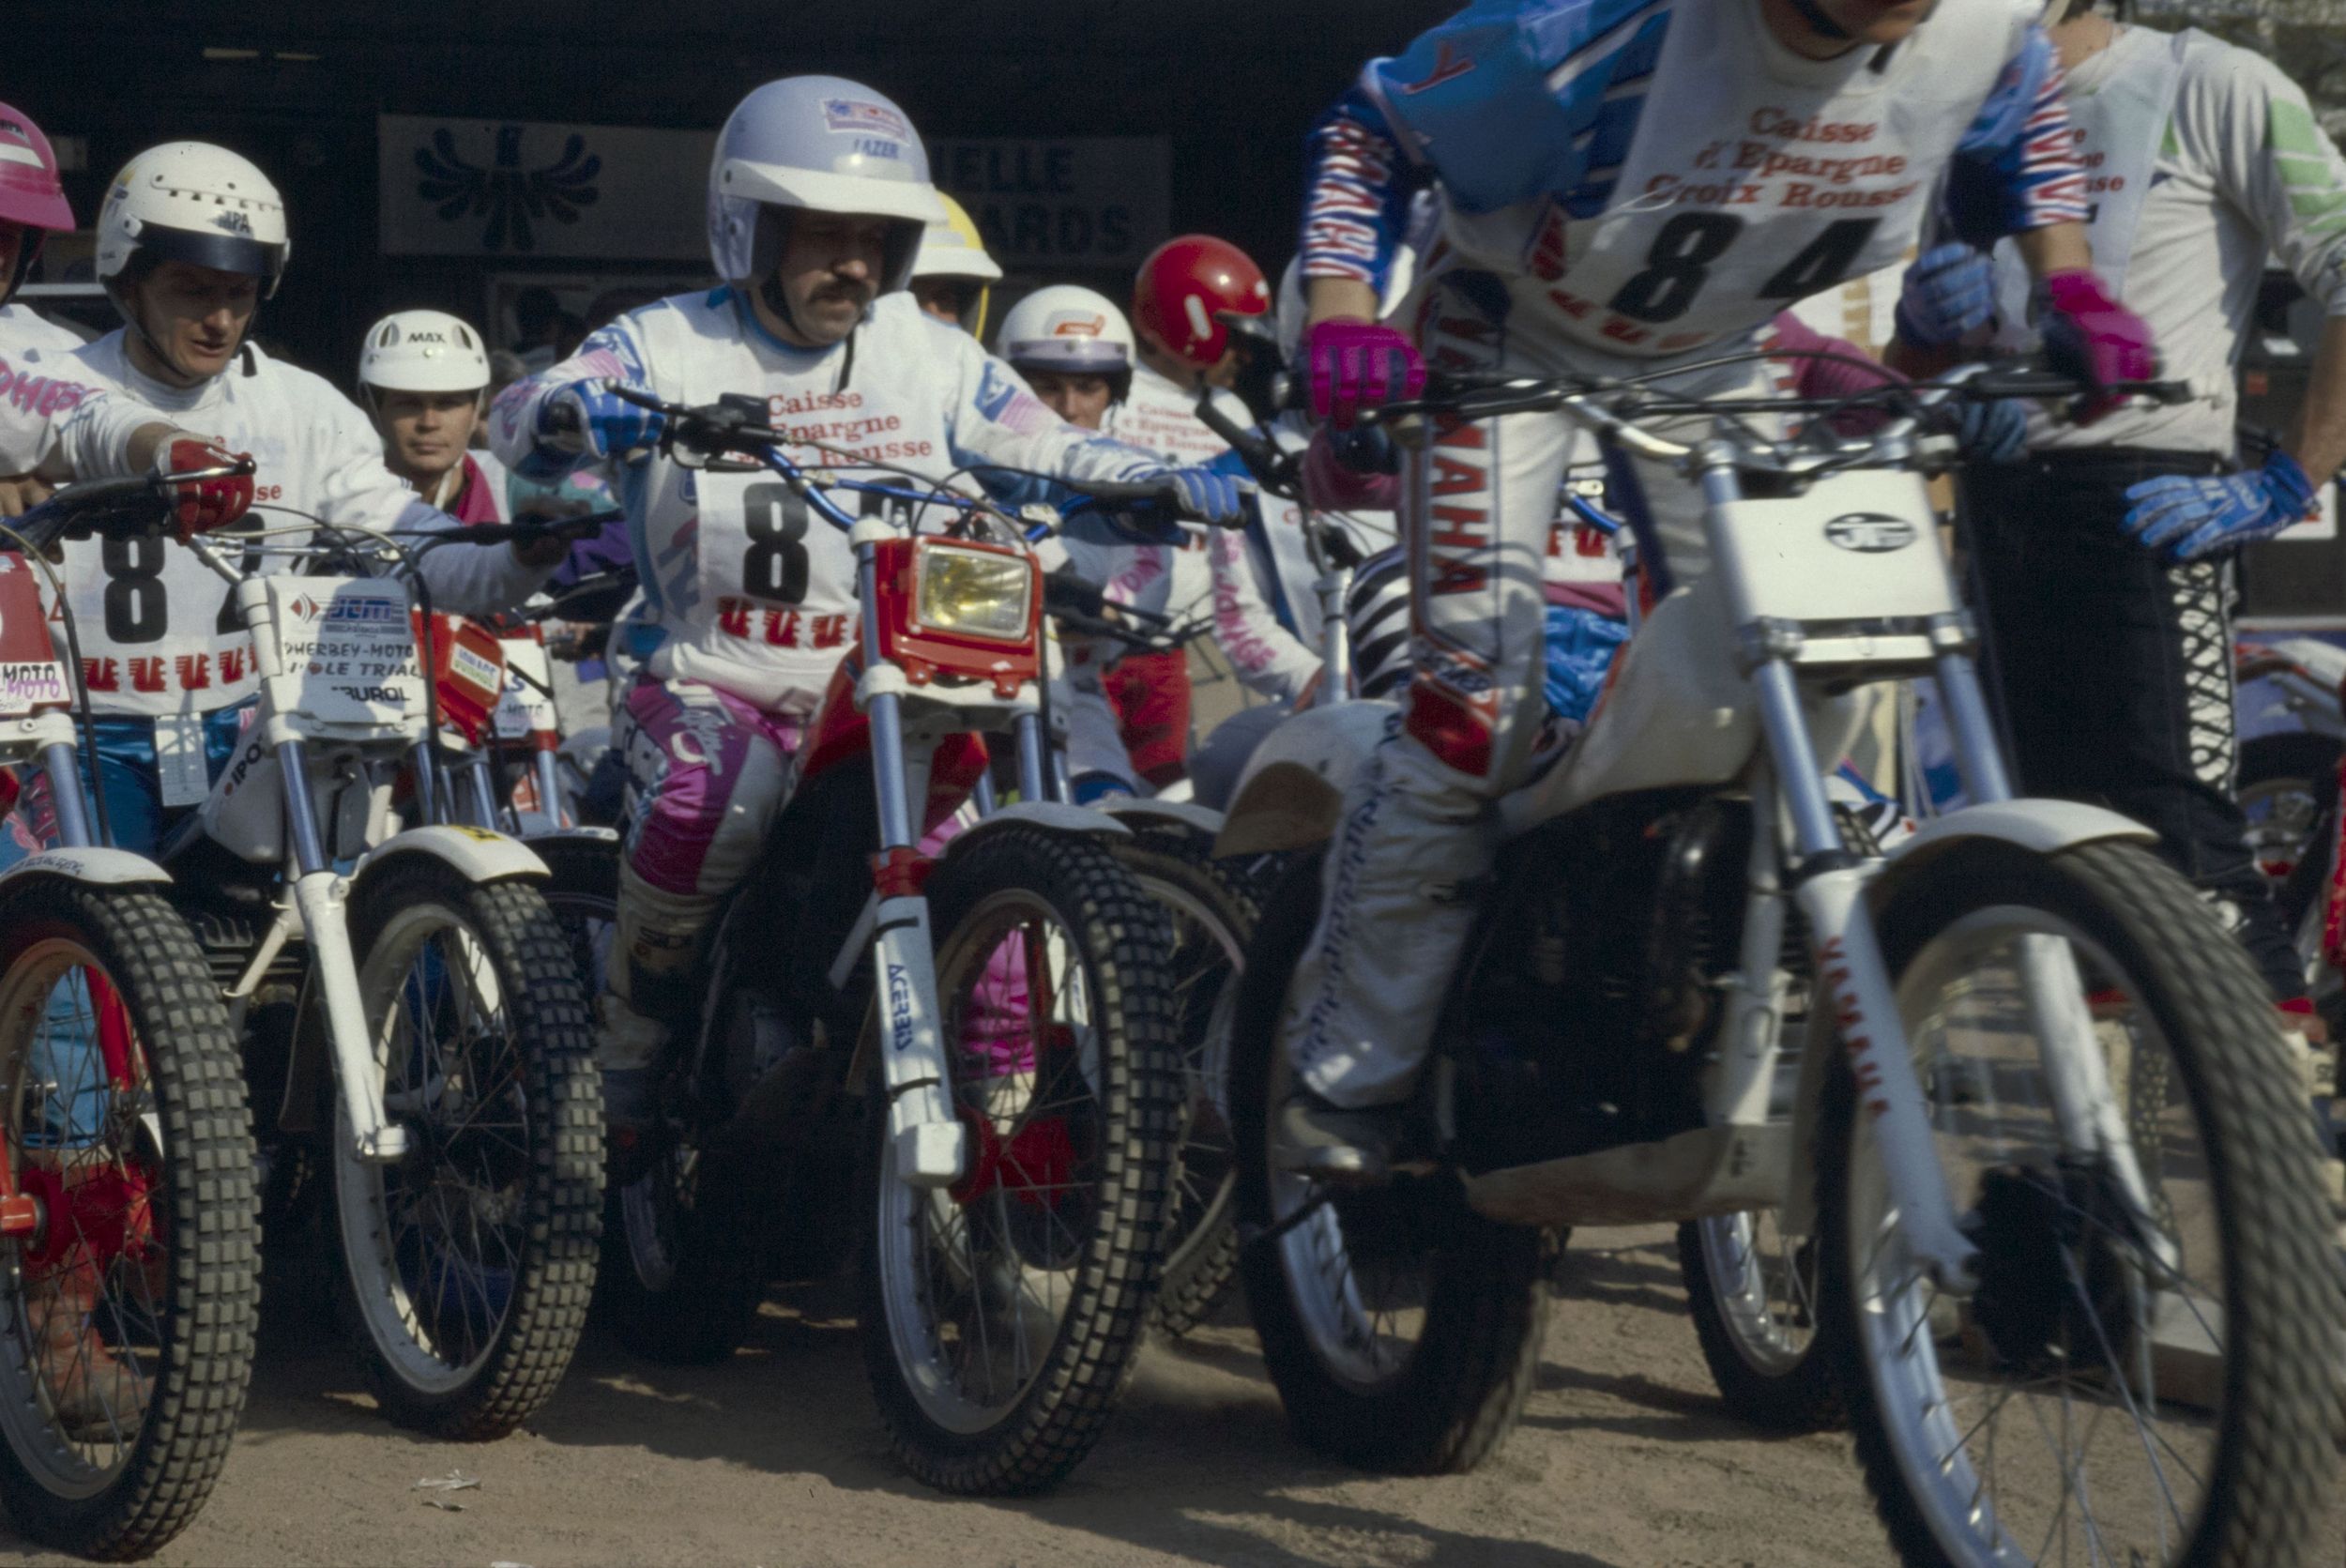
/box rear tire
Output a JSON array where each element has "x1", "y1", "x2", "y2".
[
  {"x1": 1107, "y1": 825, "x2": 1257, "y2": 1338},
  {"x1": 333, "y1": 863, "x2": 602, "y2": 1439},
  {"x1": 1676, "y1": 1211, "x2": 1839, "y2": 1432},
  {"x1": 1231, "y1": 853, "x2": 1546, "y2": 1474},
  {"x1": 0, "y1": 881, "x2": 258, "y2": 1560},
  {"x1": 530, "y1": 836, "x2": 768, "y2": 1367}
]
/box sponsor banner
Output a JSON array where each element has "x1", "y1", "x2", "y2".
[
  {"x1": 380, "y1": 114, "x2": 712, "y2": 259},
  {"x1": 928, "y1": 138, "x2": 1170, "y2": 269}
]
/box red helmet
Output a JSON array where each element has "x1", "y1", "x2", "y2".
[
  {"x1": 1132, "y1": 234, "x2": 1269, "y2": 371},
  {"x1": 0, "y1": 103, "x2": 74, "y2": 304}
]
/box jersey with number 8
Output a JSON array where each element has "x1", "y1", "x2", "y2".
[
  {"x1": 1304, "y1": 0, "x2": 2083, "y2": 362},
  {"x1": 491, "y1": 288, "x2": 1172, "y2": 715}
]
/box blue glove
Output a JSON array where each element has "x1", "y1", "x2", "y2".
[
  {"x1": 1958, "y1": 398, "x2": 2028, "y2": 464},
  {"x1": 538, "y1": 379, "x2": 666, "y2": 462},
  {"x1": 1894, "y1": 243, "x2": 1998, "y2": 348},
  {"x1": 2125, "y1": 451, "x2": 2319, "y2": 562},
  {"x1": 1162, "y1": 465, "x2": 1250, "y2": 526}
]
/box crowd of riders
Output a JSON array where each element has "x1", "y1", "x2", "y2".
[{"x1": 0, "y1": 0, "x2": 2341, "y2": 1550}]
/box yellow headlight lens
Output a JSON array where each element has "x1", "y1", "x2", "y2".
[{"x1": 915, "y1": 544, "x2": 1032, "y2": 641}]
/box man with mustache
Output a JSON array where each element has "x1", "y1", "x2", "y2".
[{"x1": 494, "y1": 76, "x2": 1245, "y2": 1140}]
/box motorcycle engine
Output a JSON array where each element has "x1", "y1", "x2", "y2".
[{"x1": 1439, "y1": 793, "x2": 1746, "y2": 1175}]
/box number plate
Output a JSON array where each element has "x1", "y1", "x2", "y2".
[
  {"x1": 265, "y1": 578, "x2": 425, "y2": 731},
  {"x1": 1712, "y1": 469, "x2": 1958, "y2": 634},
  {"x1": 493, "y1": 636, "x2": 559, "y2": 740}
]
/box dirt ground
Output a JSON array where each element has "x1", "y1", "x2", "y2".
[{"x1": 0, "y1": 1224, "x2": 2336, "y2": 1568}]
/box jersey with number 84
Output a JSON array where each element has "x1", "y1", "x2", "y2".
[{"x1": 1303, "y1": 0, "x2": 2086, "y2": 360}]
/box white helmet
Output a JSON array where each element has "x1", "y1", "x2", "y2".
[
  {"x1": 707, "y1": 76, "x2": 947, "y2": 297},
  {"x1": 997, "y1": 285, "x2": 1136, "y2": 398},
  {"x1": 358, "y1": 310, "x2": 490, "y2": 398},
  {"x1": 97, "y1": 142, "x2": 289, "y2": 299}
]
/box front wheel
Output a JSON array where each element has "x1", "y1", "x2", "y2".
[
  {"x1": 0, "y1": 881, "x2": 258, "y2": 1560},
  {"x1": 332, "y1": 861, "x2": 603, "y2": 1440},
  {"x1": 1820, "y1": 839, "x2": 2341, "y2": 1567},
  {"x1": 1230, "y1": 853, "x2": 1547, "y2": 1475},
  {"x1": 860, "y1": 824, "x2": 1181, "y2": 1495}
]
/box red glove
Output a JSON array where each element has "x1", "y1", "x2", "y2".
[
  {"x1": 157, "y1": 437, "x2": 253, "y2": 540},
  {"x1": 2034, "y1": 269, "x2": 2156, "y2": 425},
  {"x1": 1303, "y1": 317, "x2": 1424, "y2": 431}
]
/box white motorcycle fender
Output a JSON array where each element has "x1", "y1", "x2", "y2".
[
  {"x1": 1211, "y1": 699, "x2": 1393, "y2": 859},
  {"x1": 349, "y1": 825, "x2": 551, "y2": 897},
  {"x1": 0, "y1": 847, "x2": 172, "y2": 889},
  {"x1": 1099, "y1": 799, "x2": 1224, "y2": 838},
  {"x1": 1778, "y1": 799, "x2": 2156, "y2": 1236}
]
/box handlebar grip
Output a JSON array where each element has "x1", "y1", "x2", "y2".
[
  {"x1": 1965, "y1": 372, "x2": 2192, "y2": 405},
  {"x1": 1066, "y1": 478, "x2": 1182, "y2": 506}
]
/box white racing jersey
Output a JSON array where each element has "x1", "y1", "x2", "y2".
[
  {"x1": 0, "y1": 304, "x2": 86, "y2": 361},
  {"x1": 1210, "y1": 421, "x2": 1396, "y2": 704},
  {"x1": 57, "y1": 333, "x2": 544, "y2": 719},
  {"x1": 1990, "y1": 25, "x2": 2346, "y2": 453},
  {"x1": 1103, "y1": 361, "x2": 1245, "y2": 624},
  {"x1": 492, "y1": 288, "x2": 1174, "y2": 715},
  {"x1": 1304, "y1": 0, "x2": 2083, "y2": 364}
]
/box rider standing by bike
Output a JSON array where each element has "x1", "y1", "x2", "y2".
[
  {"x1": 43, "y1": 143, "x2": 557, "y2": 854},
  {"x1": 1277, "y1": 0, "x2": 2145, "y2": 1179},
  {"x1": 489, "y1": 76, "x2": 1243, "y2": 1138},
  {"x1": 1888, "y1": 0, "x2": 2346, "y2": 1053}
]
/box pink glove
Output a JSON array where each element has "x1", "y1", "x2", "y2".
[
  {"x1": 2035, "y1": 269, "x2": 2156, "y2": 424},
  {"x1": 1302, "y1": 427, "x2": 1402, "y2": 513},
  {"x1": 1304, "y1": 317, "x2": 1424, "y2": 431},
  {"x1": 1767, "y1": 312, "x2": 1902, "y2": 435}
]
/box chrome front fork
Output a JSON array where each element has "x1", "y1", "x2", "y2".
[{"x1": 857, "y1": 540, "x2": 965, "y2": 1188}]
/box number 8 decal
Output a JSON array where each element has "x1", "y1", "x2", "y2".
[
  {"x1": 741, "y1": 481, "x2": 810, "y2": 604},
  {"x1": 100, "y1": 535, "x2": 168, "y2": 645}
]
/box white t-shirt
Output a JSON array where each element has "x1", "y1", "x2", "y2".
[
  {"x1": 491, "y1": 288, "x2": 1175, "y2": 714},
  {"x1": 0, "y1": 304, "x2": 88, "y2": 360},
  {"x1": 62, "y1": 332, "x2": 543, "y2": 718},
  {"x1": 1992, "y1": 25, "x2": 2346, "y2": 453}
]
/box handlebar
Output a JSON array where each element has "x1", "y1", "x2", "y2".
[
  {"x1": 5, "y1": 460, "x2": 259, "y2": 555},
  {"x1": 400, "y1": 510, "x2": 624, "y2": 549}
]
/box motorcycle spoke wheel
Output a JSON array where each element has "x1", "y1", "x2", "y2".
[
  {"x1": 861, "y1": 824, "x2": 1180, "y2": 1496},
  {"x1": 1821, "y1": 841, "x2": 2338, "y2": 1568},
  {"x1": 0, "y1": 886, "x2": 256, "y2": 1559},
  {"x1": 336, "y1": 864, "x2": 601, "y2": 1439}
]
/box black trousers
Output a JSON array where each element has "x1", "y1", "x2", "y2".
[{"x1": 1963, "y1": 451, "x2": 2306, "y2": 1004}]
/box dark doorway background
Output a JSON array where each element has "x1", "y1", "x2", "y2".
[{"x1": 15, "y1": 1, "x2": 1450, "y2": 384}]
